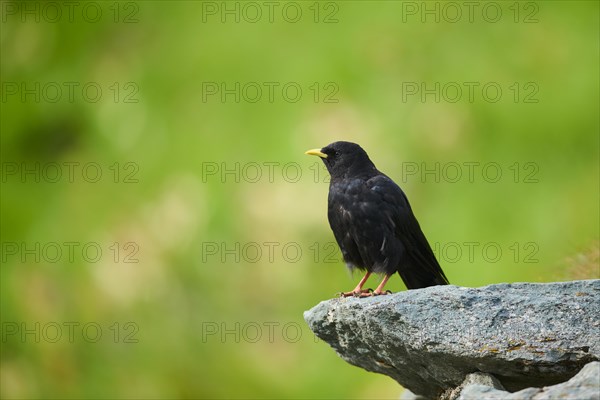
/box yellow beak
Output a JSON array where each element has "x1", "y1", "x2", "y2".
[{"x1": 305, "y1": 148, "x2": 328, "y2": 158}]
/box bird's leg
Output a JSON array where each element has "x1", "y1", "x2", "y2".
[
  {"x1": 373, "y1": 274, "x2": 393, "y2": 295},
  {"x1": 340, "y1": 272, "x2": 372, "y2": 297}
]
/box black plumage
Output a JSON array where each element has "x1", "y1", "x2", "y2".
[{"x1": 306, "y1": 141, "x2": 449, "y2": 296}]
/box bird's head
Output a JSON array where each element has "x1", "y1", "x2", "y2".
[{"x1": 305, "y1": 141, "x2": 377, "y2": 179}]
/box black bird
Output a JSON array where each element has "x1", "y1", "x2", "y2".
[{"x1": 306, "y1": 141, "x2": 449, "y2": 296}]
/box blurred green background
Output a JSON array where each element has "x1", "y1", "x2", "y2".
[{"x1": 1, "y1": 1, "x2": 598, "y2": 398}]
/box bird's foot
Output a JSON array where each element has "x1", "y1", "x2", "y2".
[
  {"x1": 372, "y1": 289, "x2": 393, "y2": 296},
  {"x1": 339, "y1": 288, "x2": 373, "y2": 298}
]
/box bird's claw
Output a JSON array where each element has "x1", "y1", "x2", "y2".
[
  {"x1": 354, "y1": 288, "x2": 374, "y2": 298},
  {"x1": 373, "y1": 289, "x2": 393, "y2": 296},
  {"x1": 339, "y1": 288, "x2": 373, "y2": 298}
]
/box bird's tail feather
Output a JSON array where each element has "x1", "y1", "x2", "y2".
[{"x1": 400, "y1": 235, "x2": 449, "y2": 289}]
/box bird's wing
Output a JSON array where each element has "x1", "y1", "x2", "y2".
[{"x1": 367, "y1": 174, "x2": 450, "y2": 288}]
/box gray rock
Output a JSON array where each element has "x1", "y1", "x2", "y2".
[
  {"x1": 303, "y1": 280, "x2": 600, "y2": 399},
  {"x1": 442, "y1": 372, "x2": 505, "y2": 400},
  {"x1": 400, "y1": 389, "x2": 426, "y2": 400},
  {"x1": 459, "y1": 361, "x2": 600, "y2": 400}
]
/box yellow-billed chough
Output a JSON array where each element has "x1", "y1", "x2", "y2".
[{"x1": 306, "y1": 141, "x2": 449, "y2": 297}]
